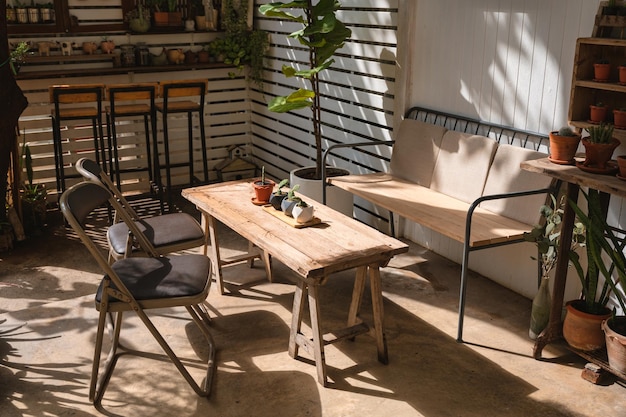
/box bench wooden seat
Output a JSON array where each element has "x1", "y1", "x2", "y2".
[
  {"x1": 330, "y1": 172, "x2": 539, "y2": 248},
  {"x1": 327, "y1": 107, "x2": 556, "y2": 342}
]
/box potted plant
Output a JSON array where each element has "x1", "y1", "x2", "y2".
[
  {"x1": 252, "y1": 166, "x2": 275, "y2": 204},
  {"x1": 564, "y1": 189, "x2": 626, "y2": 351},
  {"x1": 125, "y1": 4, "x2": 151, "y2": 33},
  {"x1": 19, "y1": 140, "x2": 47, "y2": 237},
  {"x1": 594, "y1": 59, "x2": 611, "y2": 81},
  {"x1": 7, "y1": 41, "x2": 29, "y2": 75},
  {"x1": 259, "y1": 0, "x2": 353, "y2": 211},
  {"x1": 220, "y1": 0, "x2": 268, "y2": 87},
  {"x1": 602, "y1": 313, "x2": 626, "y2": 373},
  {"x1": 590, "y1": 102, "x2": 608, "y2": 123},
  {"x1": 524, "y1": 194, "x2": 586, "y2": 339},
  {"x1": 581, "y1": 123, "x2": 619, "y2": 170},
  {"x1": 281, "y1": 184, "x2": 300, "y2": 216},
  {"x1": 548, "y1": 126, "x2": 581, "y2": 165},
  {"x1": 620, "y1": 63, "x2": 626, "y2": 84},
  {"x1": 614, "y1": 107, "x2": 626, "y2": 128},
  {"x1": 269, "y1": 179, "x2": 289, "y2": 210},
  {"x1": 291, "y1": 197, "x2": 314, "y2": 224}
]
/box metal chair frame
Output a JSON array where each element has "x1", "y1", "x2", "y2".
[{"x1": 59, "y1": 181, "x2": 216, "y2": 407}]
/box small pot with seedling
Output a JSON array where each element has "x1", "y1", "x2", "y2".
[
  {"x1": 269, "y1": 179, "x2": 289, "y2": 210},
  {"x1": 291, "y1": 198, "x2": 314, "y2": 224},
  {"x1": 281, "y1": 184, "x2": 300, "y2": 216},
  {"x1": 252, "y1": 166, "x2": 275, "y2": 204},
  {"x1": 614, "y1": 107, "x2": 626, "y2": 128},
  {"x1": 594, "y1": 59, "x2": 611, "y2": 81},
  {"x1": 590, "y1": 102, "x2": 608, "y2": 123}
]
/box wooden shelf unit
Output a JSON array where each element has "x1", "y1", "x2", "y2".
[{"x1": 569, "y1": 37, "x2": 626, "y2": 141}]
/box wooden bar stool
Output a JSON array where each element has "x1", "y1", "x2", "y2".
[
  {"x1": 155, "y1": 79, "x2": 209, "y2": 208},
  {"x1": 49, "y1": 84, "x2": 105, "y2": 194},
  {"x1": 105, "y1": 82, "x2": 163, "y2": 211}
]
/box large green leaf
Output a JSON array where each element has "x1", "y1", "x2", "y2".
[
  {"x1": 259, "y1": 2, "x2": 307, "y2": 23},
  {"x1": 267, "y1": 89, "x2": 315, "y2": 112}
]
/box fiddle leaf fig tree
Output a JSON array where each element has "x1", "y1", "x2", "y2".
[{"x1": 259, "y1": 0, "x2": 352, "y2": 179}]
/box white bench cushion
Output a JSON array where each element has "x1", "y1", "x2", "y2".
[
  {"x1": 390, "y1": 119, "x2": 447, "y2": 187},
  {"x1": 430, "y1": 131, "x2": 498, "y2": 204},
  {"x1": 480, "y1": 144, "x2": 551, "y2": 225}
]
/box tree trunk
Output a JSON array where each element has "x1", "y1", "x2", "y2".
[{"x1": 0, "y1": 1, "x2": 29, "y2": 222}]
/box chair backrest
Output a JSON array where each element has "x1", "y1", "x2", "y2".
[
  {"x1": 76, "y1": 157, "x2": 141, "y2": 221},
  {"x1": 106, "y1": 82, "x2": 158, "y2": 111},
  {"x1": 49, "y1": 83, "x2": 104, "y2": 105},
  {"x1": 158, "y1": 79, "x2": 208, "y2": 107},
  {"x1": 60, "y1": 181, "x2": 158, "y2": 263}
]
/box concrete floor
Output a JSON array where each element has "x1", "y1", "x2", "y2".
[{"x1": 1, "y1": 200, "x2": 625, "y2": 417}]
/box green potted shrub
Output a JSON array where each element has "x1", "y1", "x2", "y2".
[
  {"x1": 125, "y1": 4, "x2": 151, "y2": 33},
  {"x1": 548, "y1": 126, "x2": 581, "y2": 165},
  {"x1": 563, "y1": 189, "x2": 626, "y2": 351},
  {"x1": 581, "y1": 123, "x2": 619, "y2": 170},
  {"x1": 524, "y1": 194, "x2": 586, "y2": 339},
  {"x1": 259, "y1": 0, "x2": 352, "y2": 181},
  {"x1": 20, "y1": 141, "x2": 47, "y2": 237}
]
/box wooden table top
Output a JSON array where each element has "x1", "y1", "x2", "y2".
[
  {"x1": 520, "y1": 156, "x2": 626, "y2": 198},
  {"x1": 182, "y1": 180, "x2": 409, "y2": 282}
]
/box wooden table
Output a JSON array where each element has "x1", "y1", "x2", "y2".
[
  {"x1": 520, "y1": 157, "x2": 626, "y2": 362},
  {"x1": 182, "y1": 180, "x2": 408, "y2": 386}
]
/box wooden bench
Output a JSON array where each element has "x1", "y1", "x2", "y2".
[{"x1": 325, "y1": 107, "x2": 556, "y2": 342}]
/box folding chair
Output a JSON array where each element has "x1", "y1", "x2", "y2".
[
  {"x1": 75, "y1": 157, "x2": 205, "y2": 262},
  {"x1": 59, "y1": 181, "x2": 216, "y2": 406}
]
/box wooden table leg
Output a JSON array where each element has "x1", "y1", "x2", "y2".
[
  {"x1": 203, "y1": 213, "x2": 225, "y2": 295},
  {"x1": 289, "y1": 280, "x2": 306, "y2": 359},
  {"x1": 347, "y1": 266, "x2": 367, "y2": 327},
  {"x1": 533, "y1": 182, "x2": 579, "y2": 359},
  {"x1": 368, "y1": 264, "x2": 388, "y2": 364},
  {"x1": 307, "y1": 284, "x2": 327, "y2": 385}
]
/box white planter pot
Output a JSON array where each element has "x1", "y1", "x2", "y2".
[
  {"x1": 292, "y1": 204, "x2": 315, "y2": 223},
  {"x1": 289, "y1": 167, "x2": 353, "y2": 217}
]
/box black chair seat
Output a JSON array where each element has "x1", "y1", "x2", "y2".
[
  {"x1": 107, "y1": 212, "x2": 204, "y2": 255},
  {"x1": 97, "y1": 254, "x2": 210, "y2": 302}
]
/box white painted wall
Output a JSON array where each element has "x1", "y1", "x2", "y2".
[{"x1": 399, "y1": 0, "x2": 613, "y2": 301}]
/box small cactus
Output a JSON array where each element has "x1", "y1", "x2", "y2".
[{"x1": 558, "y1": 127, "x2": 575, "y2": 136}]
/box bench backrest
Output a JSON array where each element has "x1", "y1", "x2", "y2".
[
  {"x1": 480, "y1": 145, "x2": 553, "y2": 225},
  {"x1": 389, "y1": 119, "x2": 447, "y2": 187},
  {"x1": 389, "y1": 109, "x2": 553, "y2": 225}
]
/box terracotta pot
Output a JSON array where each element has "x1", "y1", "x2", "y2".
[
  {"x1": 563, "y1": 300, "x2": 612, "y2": 351},
  {"x1": 252, "y1": 179, "x2": 275, "y2": 204},
  {"x1": 548, "y1": 131, "x2": 581, "y2": 164},
  {"x1": 594, "y1": 63, "x2": 611, "y2": 81},
  {"x1": 614, "y1": 109, "x2": 626, "y2": 128},
  {"x1": 153, "y1": 11, "x2": 169, "y2": 27},
  {"x1": 582, "y1": 138, "x2": 620, "y2": 169},
  {"x1": 602, "y1": 317, "x2": 626, "y2": 373},
  {"x1": 620, "y1": 65, "x2": 626, "y2": 84},
  {"x1": 617, "y1": 155, "x2": 626, "y2": 177},
  {"x1": 590, "y1": 105, "x2": 608, "y2": 123},
  {"x1": 197, "y1": 50, "x2": 210, "y2": 63}
]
